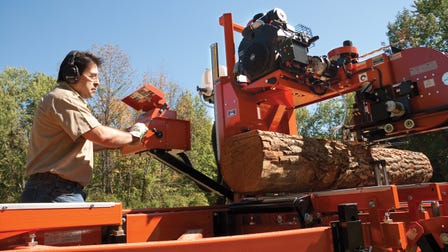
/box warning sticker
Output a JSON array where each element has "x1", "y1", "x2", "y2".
[
  {"x1": 423, "y1": 79, "x2": 435, "y2": 89},
  {"x1": 410, "y1": 60, "x2": 438, "y2": 76},
  {"x1": 44, "y1": 230, "x2": 82, "y2": 245}
]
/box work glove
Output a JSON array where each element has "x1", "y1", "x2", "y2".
[{"x1": 129, "y1": 122, "x2": 149, "y2": 142}]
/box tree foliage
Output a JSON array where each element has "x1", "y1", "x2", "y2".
[
  {"x1": 387, "y1": 0, "x2": 448, "y2": 51},
  {"x1": 175, "y1": 91, "x2": 217, "y2": 204},
  {"x1": 0, "y1": 68, "x2": 55, "y2": 202},
  {"x1": 296, "y1": 94, "x2": 354, "y2": 140}
]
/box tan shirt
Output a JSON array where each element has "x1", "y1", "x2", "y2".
[{"x1": 25, "y1": 82, "x2": 101, "y2": 186}]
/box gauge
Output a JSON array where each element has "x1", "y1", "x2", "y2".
[{"x1": 442, "y1": 72, "x2": 448, "y2": 85}]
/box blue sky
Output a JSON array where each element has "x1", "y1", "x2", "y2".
[{"x1": 1, "y1": 0, "x2": 414, "y2": 95}]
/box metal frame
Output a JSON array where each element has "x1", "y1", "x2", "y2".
[{"x1": 150, "y1": 150, "x2": 233, "y2": 200}]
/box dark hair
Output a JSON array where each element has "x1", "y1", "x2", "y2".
[{"x1": 57, "y1": 50, "x2": 102, "y2": 83}]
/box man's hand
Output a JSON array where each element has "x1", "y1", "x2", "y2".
[{"x1": 129, "y1": 122, "x2": 149, "y2": 142}]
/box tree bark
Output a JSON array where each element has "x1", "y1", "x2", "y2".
[{"x1": 220, "y1": 130, "x2": 432, "y2": 194}]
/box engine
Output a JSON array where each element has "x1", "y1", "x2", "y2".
[{"x1": 235, "y1": 8, "x2": 330, "y2": 83}]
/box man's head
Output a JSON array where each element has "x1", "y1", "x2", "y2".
[{"x1": 57, "y1": 51, "x2": 102, "y2": 98}]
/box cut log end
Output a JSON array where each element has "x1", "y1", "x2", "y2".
[{"x1": 220, "y1": 130, "x2": 432, "y2": 194}]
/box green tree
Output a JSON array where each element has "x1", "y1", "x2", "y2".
[
  {"x1": 175, "y1": 91, "x2": 216, "y2": 205},
  {"x1": 387, "y1": 0, "x2": 448, "y2": 50},
  {"x1": 0, "y1": 68, "x2": 55, "y2": 202},
  {"x1": 297, "y1": 94, "x2": 354, "y2": 140}
]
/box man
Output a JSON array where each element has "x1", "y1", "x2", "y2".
[{"x1": 20, "y1": 50, "x2": 148, "y2": 203}]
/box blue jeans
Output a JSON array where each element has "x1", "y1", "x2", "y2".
[{"x1": 21, "y1": 172, "x2": 86, "y2": 203}]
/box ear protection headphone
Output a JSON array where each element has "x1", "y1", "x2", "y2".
[{"x1": 64, "y1": 50, "x2": 79, "y2": 84}]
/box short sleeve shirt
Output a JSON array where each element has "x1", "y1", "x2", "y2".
[{"x1": 25, "y1": 82, "x2": 102, "y2": 186}]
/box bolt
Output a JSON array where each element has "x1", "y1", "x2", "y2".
[
  {"x1": 369, "y1": 200, "x2": 376, "y2": 208},
  {"x1": 304, "y1": 213, "x2": 313, "y2": 224},
  {"x1": 249, "y1": 216, "x2": 255, "y2": 225},
  {"x1": 28, "y1": 233, "x2": 38, "y2": 246},
  {"x1": 277, "y1": 215, "x2": 283, "y2": 224}
]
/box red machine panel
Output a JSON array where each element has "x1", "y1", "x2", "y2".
[{"x1": 121, "y1": 84, "x2": 191, "y2": 155}]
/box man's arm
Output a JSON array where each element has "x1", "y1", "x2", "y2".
[{"x1": 83, "y1": 125, "x2": 138, "y2": 149}]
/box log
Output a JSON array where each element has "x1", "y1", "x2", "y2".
[{"x1": 220, "y1": 130, "x2": 432, "y2": 194}]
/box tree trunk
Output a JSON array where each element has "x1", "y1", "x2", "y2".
[{"x1": 220, "y1": 130, "x2": 432, "y2": 194}]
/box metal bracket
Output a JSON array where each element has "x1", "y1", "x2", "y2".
[{"x1": 372, "y1": 160, "x2": 389, "y2": 186}]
